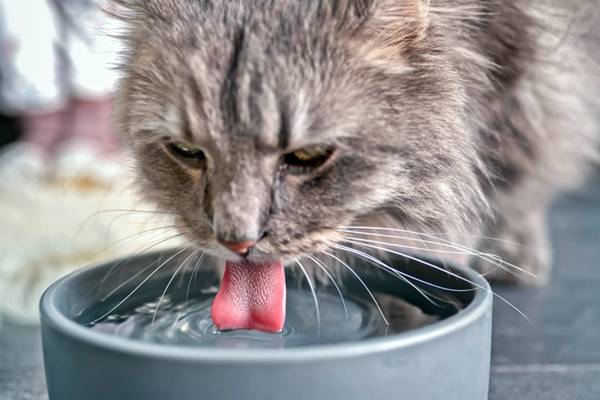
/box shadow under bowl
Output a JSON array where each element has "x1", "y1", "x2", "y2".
[{"x1": 40, "y1": 249, "x2": 492, "y2": 400}]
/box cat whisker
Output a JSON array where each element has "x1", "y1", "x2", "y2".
[
  {"x1": 176, "y1": 246, "x2": 200, "y2": 289},
  {"x1": 102, "y1": 211, "x2": 177, "y2": 245},
  {"x1": 98, "y1": 232, "x2": 187, "y2": 292},
  {"x1": 343, "y1": 239, "x2": 530, "y2": 320},
  {"x1": 98, "y1": 224, "x2": 182, "y2": 255},
  {"x1": 334, "y1": 243, "x2": 476, "y2": 297},
  {"x1": 88, "y1": 208, "x2": 177, "y2": 217},
  {"x1": 340, "y1": 225, "x2": 537, "y2": 250},
  {"x1": 321, "y1": 251, "x2": 390, "y2": 326},
  {"x1": 340, "y1": 234, "x2": 523, "y2": 280},
  {"x1": 306, "y1": 254, "x2": 349, "y2": 320},
  {"x1": 90, "y1": 241, "x2": 192, "y2": 324},
  {"x1": 99, "y1": 255, "x2": 164, "y2": 303},
  {"x1": 100, "y1": 242, "x2": 192, "y2": 302},
  {"x1": 191, "y1": 252, "x2": 206, "y2": 293},
  {"x1": 338, "y1": 227, "x2": 535, "y2": 277},
  {"x1": 337, "y1": 241, "x2": 526, "y2": 315},
  {"x1": 90, "y1": 244, "x2": 194, "y2": 324},
  {"x1": 342, "y1": 234, "x2": 473, "y2": 256},
  {"x1": 185, "y1": 251, "x2": 207, "y2": 304},
  {"x1": 152, "y1": 248, "x2": 200, "y2": 324},
  {"x1": 71, "y1": 233, "x2": 187, "y2": 316},
  {"x1": 332, "y1": 244, "x2": 462, "y2": 310},
  {"x1": 95, "y1": 227, "x2": 180, "y2": 290},
  {"x1": 75, "y1": 208, "x2": 176, "y2": 239},
  {"x1": 295, "y1": 258, "x2": 321, "y2": 332}
]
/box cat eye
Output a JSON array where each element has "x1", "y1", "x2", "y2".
[
  {"x1": 166, "y1": 142, "x2": 206, "y2": 167},
  {"x1": 283, "y1": 145, "x2": 336, "y2": 172}
]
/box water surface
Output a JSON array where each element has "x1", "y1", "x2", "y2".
[{"x1": 89, "y1": 287, "x2": 443, "y2": 349}]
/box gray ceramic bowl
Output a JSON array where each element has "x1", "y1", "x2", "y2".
[{"x1": 40, "y1": 249, "x2": 492, "y2": 400}]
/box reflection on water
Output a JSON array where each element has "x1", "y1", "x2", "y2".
[{"x1": 89, "y1": 288, "x2": 441, "y2": 349}]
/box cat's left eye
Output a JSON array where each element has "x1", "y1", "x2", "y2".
[
  {"x1": 166, "y1": 142, "x2": 206, "y2": 166},
  {"x1": 283, "y1": 145, "x2": 336, "y2": 172}
]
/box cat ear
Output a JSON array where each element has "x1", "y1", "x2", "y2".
[
  {"x1": 105, "y1": 0, "x2": 178, "y2": 23},
  {"x1": 344, "y1": 0, "x2": 374, "y2": 17},
  {"x1": 351, "y1": 0, "x2": 430, "y2": 73}
]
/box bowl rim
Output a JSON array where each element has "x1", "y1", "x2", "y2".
[{"x1": 40, "y1": 251, "x2": 492, "y2": 364}]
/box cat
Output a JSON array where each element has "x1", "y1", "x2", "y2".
[{"x1": 112, "y1": 0, "x2": 600, "y2": 293}]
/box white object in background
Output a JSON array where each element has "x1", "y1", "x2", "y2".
[
  {"x1": 0, "y1": 143, "x2": 184, "y2": 323},
  {"x1": 0, "y1": 0, "x2": 123, "y2": 113},
  {"x1": 0, "y1": 0, "x2": 63, "y2": 112}
]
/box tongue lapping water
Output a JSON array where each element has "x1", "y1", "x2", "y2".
[{"x1": 88, "y1": 288, "x2": 441, "y2": 349}]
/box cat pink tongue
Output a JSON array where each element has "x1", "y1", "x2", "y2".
[{"x1": 211, "y1": 260, "x2": 286, "y2": 332}]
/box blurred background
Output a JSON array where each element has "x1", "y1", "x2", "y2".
[{"x1": 0, "y1": 0, "x2": 180, "y2": 324}]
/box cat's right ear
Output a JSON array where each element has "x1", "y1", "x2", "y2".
[
  {"x1": 104, "y1": 0, "x2": 179, "y2": 24},
  {"x1": 349, "y1": 0, "x2": 431, "y2": 74}
]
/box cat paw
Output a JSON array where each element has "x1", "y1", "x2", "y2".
[{"x1": 472, "y1": 219, "x2": 552, "y2": 287}]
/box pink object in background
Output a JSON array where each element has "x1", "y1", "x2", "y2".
[
  {"x1": 22, "y1": 98, "x2": 118, "y2": 155},
  {"x1": 0, "y1": 0, "x2": 122, "y2": 155}
]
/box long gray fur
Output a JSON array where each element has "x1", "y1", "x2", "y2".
[{"x1": 112, "y1": 0, "x2": 600, "y2": 285}]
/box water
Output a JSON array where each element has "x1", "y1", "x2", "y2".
[{"x1": 88, "y1": 288, "x2": 442, "y2": 349}]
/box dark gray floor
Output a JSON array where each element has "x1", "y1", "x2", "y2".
[
  {"x1": 489, "y1": 172, "x2": 600, "y2": 399},
  {"x1": 1, "y1": 173, "x2": 599, "y2": 400}
]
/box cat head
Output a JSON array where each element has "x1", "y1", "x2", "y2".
[{"x1": 114, "y1": 0, "x2": 486, "y2": 262}]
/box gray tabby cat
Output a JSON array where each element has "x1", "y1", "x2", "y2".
[{"x1": 113, "y1": 0, "x2": 599, "y2": 288}]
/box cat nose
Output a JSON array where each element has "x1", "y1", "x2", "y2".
[{"x1": 217, "y1": 239, "x2": 257, "y2": 256}]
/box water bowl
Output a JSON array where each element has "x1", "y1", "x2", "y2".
[{"x1": 40, "y1": 249, "x2": 492, "y2": 400}]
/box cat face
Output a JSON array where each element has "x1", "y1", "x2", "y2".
[{"x1": 116, "y1": 0, "x2": 486, "y2": 262}]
